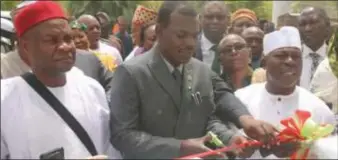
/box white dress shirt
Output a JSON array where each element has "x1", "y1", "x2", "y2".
[
  {"x1": 161, "y1": 55, "x2": 183, "y2": 73},
  {"x1": 92, "y1": 41, "x2": 123, "y2": 65},
  {"x1": 300, "y1": 44, "x2": 327, "y2": 89},
  {"x1": 235, "y1": 83, "x2": 336, "y2": 159},
  {"x1": 310, "y1": 58, "x2": 338, "y2": 114},
  {"x1": 200, "y1": 32, "x2": 216, "y2": 68},
  {"x1": 1, "y1": 68, "x2": 121, "y2": 159}
]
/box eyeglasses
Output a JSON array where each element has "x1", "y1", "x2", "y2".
[{"x1": 220, "y1": 45, "x2": 249, "y2": 55}]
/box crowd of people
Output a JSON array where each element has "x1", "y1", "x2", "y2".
[{"x1": 0, "y1": 0, "x2": 337, "y2": 159}]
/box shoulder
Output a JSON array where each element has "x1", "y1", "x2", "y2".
[
  {"x1": 76, "y1": 49, "x2": 99, "y2": 61},
  {"x1": 1, "y1": 77, "x2": 24, "y2": 104},
  {"x1": 123, "y1": 51, "x2": 152, "y2": 69},
  {"x1": 297, "y1": 86, "x2": 332, "y2": 113},
  {"x1": 298, "y1": 87, "x2": 336, "y2": 124},
  {"x1": 298, "y1": 86, "x2": 327, "y2": 106},
  {"x1": 314, "y1": 58, "x2": 330, "y2": 74},
  {"x1": 100, "y1": 41, "x2": 120, "y2": 54},
  {"x1": 71, "y1": 72, "x2": 106, "y2": 98},
  {"x1": 190, "y1": 57, "x2": 212, "y2": 74},
  {"x1": 235, "y1": 83, "x2": 265, "y2": 99}
]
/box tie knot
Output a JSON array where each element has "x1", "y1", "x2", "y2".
[
  {"x1": 172, "y1": 68, "x2": 181, "y2": 80},
  {"x1": 211, "y1": 45, "x2": 218, "y2": 52},
  {"x1": 309, "y1": 53, "x2": 320, "y2": 59}
]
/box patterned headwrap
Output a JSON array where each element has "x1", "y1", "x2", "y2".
[
  {"x1": 231, "y1": 8, "x2": 257, "y2": 24},
  {"x1": 70, "y1": 20, "x2": 87, "y2": 31},
  {"x1": 131, "y1": 5, "x2": 157, "y2": 46}
]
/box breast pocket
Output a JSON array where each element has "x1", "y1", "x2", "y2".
[{"x1": 199, "y1": 95, "x2": 215, "y2": 116}]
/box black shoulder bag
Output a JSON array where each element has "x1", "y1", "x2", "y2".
[{"x1": 21, "y1": 73, "x2": 98, "y2": 156}]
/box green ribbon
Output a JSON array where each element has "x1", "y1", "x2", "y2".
[{"x1": 70, "y1": 20, "x2": 87, "y2": 31}]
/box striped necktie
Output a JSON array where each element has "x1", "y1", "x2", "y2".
[{"x1": 309, "y1": 52, "x2": 321, "y2": 80}]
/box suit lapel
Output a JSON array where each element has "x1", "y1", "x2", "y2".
[
  {"x1": 147, "y1": 47, "x2": 181, "y2": 110},
  {"x1": 181, "y1": 60, "x2": 195, "y2": 109},
  {"x1": 195, "y1": 34, "x2": 203, "y2": 61}
]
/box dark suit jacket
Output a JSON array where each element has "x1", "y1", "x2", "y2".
[
  {"x1": 195, "y1": 34, "x2": 203, "y2": 61},
  {"x1": 109, "y1": 44, "x2": 250, "y2": 159},
  {"x1": 75, "y1": 49, "x2": 114, "y2": 98}
]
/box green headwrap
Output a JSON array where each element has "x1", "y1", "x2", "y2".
[
  {"x1": 70, "y1": 20, "x2": 87, "y2": 31},
  {"x1": 328, "y1": 29, "x2": 338, "y2": 78}
]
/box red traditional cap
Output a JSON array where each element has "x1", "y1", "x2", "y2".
[{"x1": 14, "y1": 1, "x2": 67, "y2": 37}]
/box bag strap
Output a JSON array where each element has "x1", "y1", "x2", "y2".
[{"x1": 21, "y1": 73, "x2": 98, "y2": 156}]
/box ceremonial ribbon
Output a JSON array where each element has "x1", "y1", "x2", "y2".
[
  {"x1": 278, "y1": 110, "x2": 334, "y2": 159},
  {"x1": 176, "y1": 110, "x2": 335, "y2": 159}
]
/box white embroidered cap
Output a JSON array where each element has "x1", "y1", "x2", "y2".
[{"x1": 263, "y1": 26, "x2": 302, "y2": 55}]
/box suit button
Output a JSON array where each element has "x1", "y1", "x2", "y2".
[{"x1": 157, "y1": 110, "x2": 162, "y2": 115}]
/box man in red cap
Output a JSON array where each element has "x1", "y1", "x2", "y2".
[{"x1": 1, "y1": 1, "x2": 120, "y2": 159}]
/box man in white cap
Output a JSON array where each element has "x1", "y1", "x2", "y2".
[{"x1": 234, "y1": 26, "x2": 336, "y2": 159}]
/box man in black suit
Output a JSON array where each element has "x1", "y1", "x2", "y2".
[
  {"x1": 195, "y1": 1, "x2": 231, "y2": 74},
  {"x1": 110, "y1": 1, "x2": 278, "y2": 159},
  {"x1": 74, "y1": 49, "x2": 114, "y2": 98}
]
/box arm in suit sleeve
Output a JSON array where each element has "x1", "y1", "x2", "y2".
[
  {"x1": 109, "y1": 65, "x2": 181, "y2": 159},
  {"x1": 207, "y1": 114, "x2": 237, "y2": 145},
  {"x1": 211, "y1": 71, "x2": 251, "y2": 128},
  {"x1": 96, "y1": 58, "x2": 114, "y2": 100}
]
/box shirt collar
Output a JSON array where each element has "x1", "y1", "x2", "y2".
[
  {"x1": 161, "y1": 55, "x2": 183, "y2": 73},
  {"x1": 302, "y1": 43, "x2": 327, "y2": 58},
  {"x1": 263, "y1": 83, "x2": 299, "y2": 101},
  {"x1": 201, "y1": 31, "x2": 215, "y2": 50}
]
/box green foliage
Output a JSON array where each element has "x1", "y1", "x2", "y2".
[{"x1": 1, "y1": 1, "x2": 19, "y2": 11}]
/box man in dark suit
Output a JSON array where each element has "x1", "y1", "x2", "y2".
[
  {"x1": 75, "y1": 49, "x2": 114, "y2": 97},
  {"x1": 110, "y1": 1, "x2": 277, "y2": 159},
  {"x1": 195, "y1": 1, "x2": 231, "y2": 74}
]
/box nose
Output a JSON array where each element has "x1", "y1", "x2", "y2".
[
  {"x1": 93, "y1": 27, "x2": 100, "y2": 33},
  {"x1": 304, "y1": 24, "x2": 312, "y2": 31},
  {"x1": 74, "y1": 38, "x2": 80, "y2": 43},
  {"x1": 185, "y1": 36, "x2": 196, "y2": 49},
  {"x1": 211, "y1": 17, "x2": 219, "y2": 23},
  {"x1": 251, "y1": 40, "x2": 258, "y2": 47},
  {"x1": 59, "y1": 41, "x2": 74, "y2": 52},
  {"x1": 285, "y1": 55, "x2": 296, "y2": 65}
]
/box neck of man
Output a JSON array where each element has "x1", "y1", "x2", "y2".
[
  {"x1": 265, "y1": 82, "x2": 296, "y2": 96},
  {"x1": 204, "y1": 31, "x2": 222, "y2": 44},
  {"x1": 90, "y1": 42, "x2": 99, "y2": 50},
  {"x1": 35, "y1": 71, "x2": 67, "y2": 87},
  {"x1": 306, "y1": 42, "x2": 324, "y2": 52}
]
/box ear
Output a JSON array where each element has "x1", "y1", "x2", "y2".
[
  {"x1": 155, "y1": 23, "x2": 162, "y2": 38},
  {"x1": 17, "y1": 39, "x2": 31, "y2": 66}
]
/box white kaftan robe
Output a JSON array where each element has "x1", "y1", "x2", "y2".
[
  {"x1": 1, "y1": 68, "x2": 121, "y2": 159},
  {"x1": 235, "y1": 83, "x2": 336, "y2": 159}
]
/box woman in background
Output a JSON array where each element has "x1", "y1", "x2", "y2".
[
  {"x1": 127, "y1": 5, "x2": 157, "y2": 60},
  {"x1": 125, "y1": 23, "x2": 156, "y2": 61},
  {"x1": 228, "y1": 8, "x2": 258, "y2": 35},
  {"x1": 70, "y1": 20, "x2": 118, "y2": 71}
]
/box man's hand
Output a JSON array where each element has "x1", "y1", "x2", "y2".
[
  {"x1": 86, "y1": 155, "x2": 108, "y2": 159},
  {"x1": 180, "y1": 135, "x2": 225, "y2": 159},
  {"x1": 239, "y1": 115, "x2": 279, "y2": 146},
  {"x1": 227, "y1": 135, "x2": 257, "y2": 158}
]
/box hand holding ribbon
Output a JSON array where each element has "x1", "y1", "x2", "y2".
[{"x1": 176, "y1": 109, "x2": 335, "y2": 159}]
